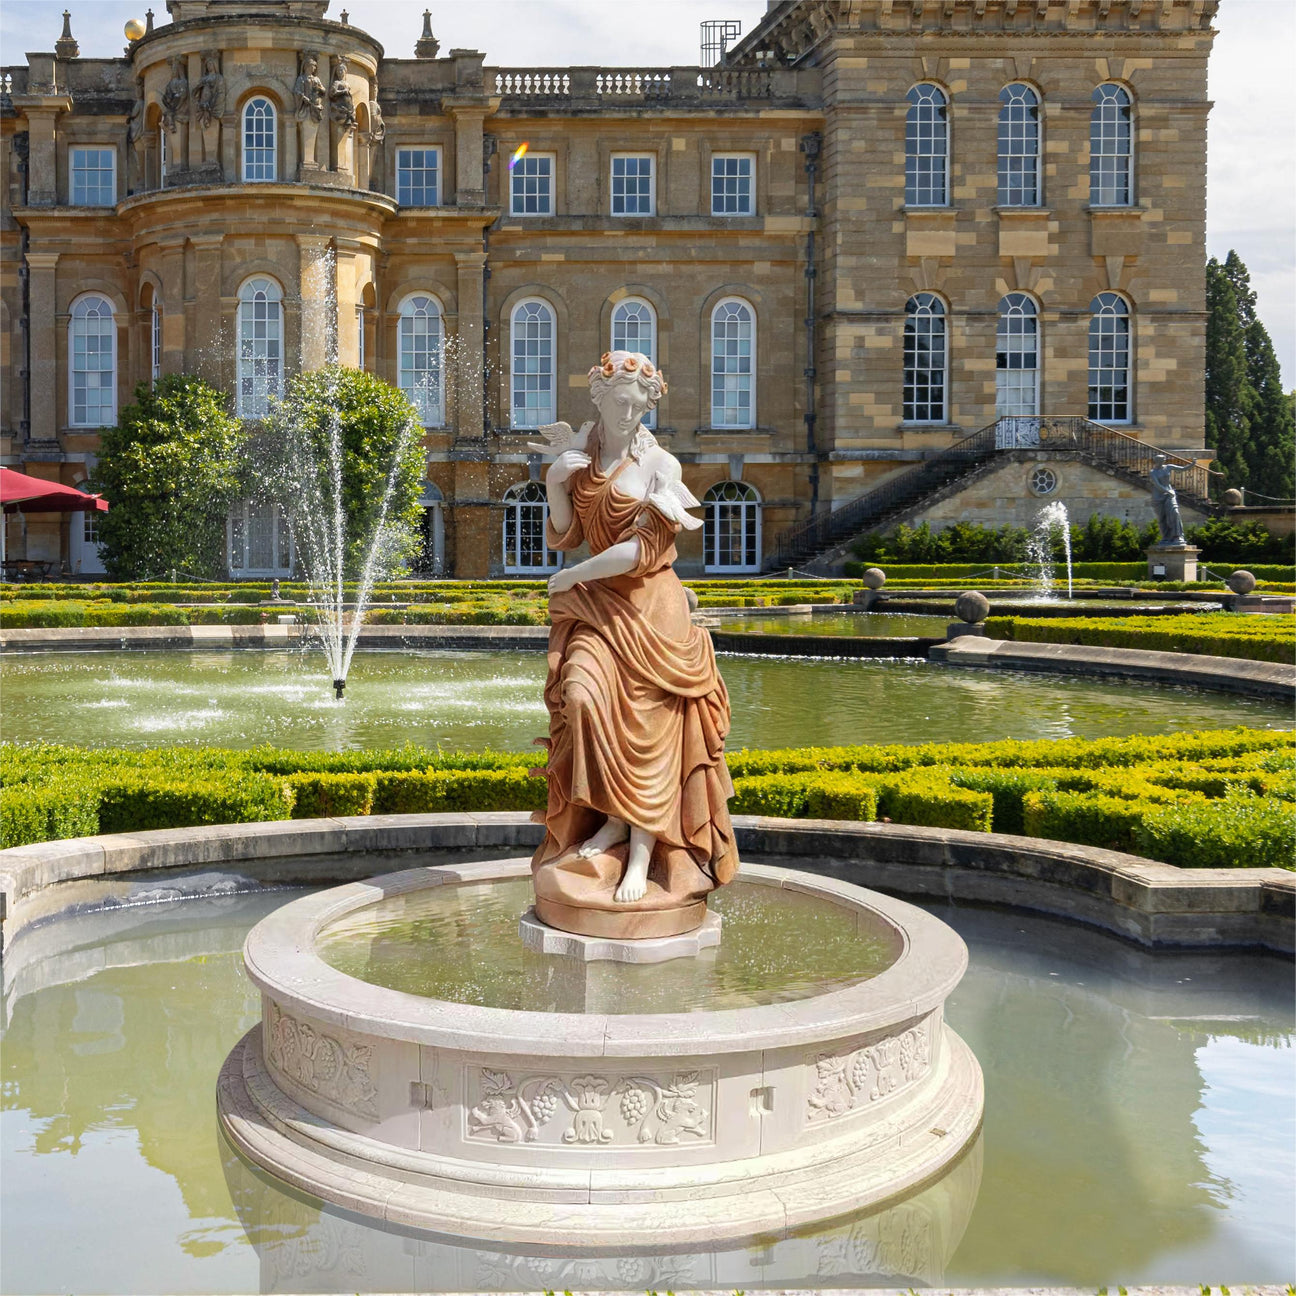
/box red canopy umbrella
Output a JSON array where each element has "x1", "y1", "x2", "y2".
[{"x1": 1, "y1": 467, "x2": 109, "y2": 576}]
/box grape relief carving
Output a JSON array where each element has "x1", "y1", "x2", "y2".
[
  {"x1": 265, "y1": 1001, "x2": 380, "y2": 1121},
  {"x1": 465, "y1": 1068, "x2": 710, "y2": 1146},
  {"x1": 807, "y1": 1020, "x2": 932, "y2": 1122}
]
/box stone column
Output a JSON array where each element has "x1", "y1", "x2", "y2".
[
  {"x1": 453, "y1": 250, "x2": 487, "y2": 438},
  {"x1": 333, "y1": 246, "x2": 360, "y2": 368},
  {"x1": 443, "y1": 99, "x2": 497, "y2": 206},
  {"x1": 297, "y1": 234, "x2": 335, "y2": 371},
  {"x1": 15, "y1": 98, "x2": 71, "y2": 206},
  {"x1": 157, "y1": 238, "x2": 187, "y2": 375},
  {"x1": 25, "y1": 252, "x2": 59, "y2": 440},
  {"x1": 189, "y1": 234, "x2": 224, "y2": 386}
]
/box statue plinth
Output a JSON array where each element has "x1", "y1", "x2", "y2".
[{"x1": 1145, "y1": 544, "x2": 1200, "y2": 582}]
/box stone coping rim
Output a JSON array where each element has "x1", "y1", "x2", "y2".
[{"x1": 241, "y1": 859, "x2": 964, "y2": 1058}]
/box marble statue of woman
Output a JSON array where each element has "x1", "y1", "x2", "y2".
[
  {"x1": 528, "y1": 352, "x2": 738, "y2": 939},
  {"x1": 1148, "y1": 454, "x2": 1191, "y2": 547}
]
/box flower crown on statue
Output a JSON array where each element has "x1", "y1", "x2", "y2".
[{"x1": 588, "y1": 351, "x2": 668, "y2": 395}]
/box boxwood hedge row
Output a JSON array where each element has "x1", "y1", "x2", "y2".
[{"x1": 2, "y1": 728, "x2": 1291, "y2": 869}]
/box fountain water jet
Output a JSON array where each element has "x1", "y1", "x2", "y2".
[{"x1": 1026, "y1": 500, "x2": 1073, "y2": 599}]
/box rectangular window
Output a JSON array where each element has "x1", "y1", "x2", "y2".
[
  {"x1": 70, "y1": 148, "x2": 116, "y2": 206},
  {"x1": 510, "y1": 152, "x2": 554, "y2": 216},
  {"x1": 711, "y1": 154, "x2": 754, "y2": 215},
  {"x1": 611, "y1": 154, "x2": 654, "y2": 216},
  {"x1": 396, "y1": 147, "x2": 440, "y2": 206}
]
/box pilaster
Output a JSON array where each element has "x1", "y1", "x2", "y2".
[
  {"x1": 189, "y1": 235, "x2": 224, "y2": 386},
  {"x1": 25, "y1": 252, "x2": 59, "y2": 441},
  {"x1": 453, "y1": 250, "x2": 487, "y2": 438},
  {"x1": 13, "y1": 96, "x2": 72, "y2": 206},
  {"x1": 297, "y1": 234, "x2": 335, "y2": 371}
]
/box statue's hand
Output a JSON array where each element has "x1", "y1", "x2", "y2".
[
  {"x1": 547, "y1": 567, "x2": 579, "y2": 596},
  {"x1": 545, "y1": 450, "x2": 591, "y2": 486}
]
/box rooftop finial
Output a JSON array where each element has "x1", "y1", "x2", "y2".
[
  {"x1": 415, "y1": 8, "x2": 440, "y2": 59},
  {"x1": 145, "y1": 8, "x2": 155, "y2": 32},
  {"x1": 339, "y1": 8, "x2": 348, "y2": 22},
  {"x1": 55, "y1": 9, "x2": 80, "y2": 59}
]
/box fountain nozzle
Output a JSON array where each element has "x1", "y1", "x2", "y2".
[{"x1": 333, "y1": 679, "x2": 346, "y2": 700}]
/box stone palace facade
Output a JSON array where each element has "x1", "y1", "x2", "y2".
[{"x1": 0, "y1": 0, "x2": 1217, "y2": 577}]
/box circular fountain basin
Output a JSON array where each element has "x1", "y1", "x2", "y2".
[{"x1": 218, "y1": 858, "x2": 982, "y2": 1245}]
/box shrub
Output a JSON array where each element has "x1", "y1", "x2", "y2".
[
  {"x1": 870, "y1": 773, "x2": 994, "y2": 832},
  {"x1": 95, "y1": 774, "x2": 293, "y2": 835},
  {"x1": 285, "y1": 771, "x2": 377, "y2": 818},
  {"x1": 0, "y1": 778, "x2": 102, "y2": 848},
  {"x1": 731, "y1": 772, "x2": 879, "y2": 821},
  {"x1": 1135, "y1": 793, "x2": 1296, "y2": 870},
  {"x1": 1021, "y1": 788, "x2": 1150, "y2": 853}
]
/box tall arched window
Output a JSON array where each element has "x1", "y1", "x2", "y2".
[
  {"x1": 1090, "y1": 84, "x2": 1133, "y2": 207},
  {"x1": 905, "y1": 83, "x2": 949, "y2": 207},
  {"x1": 242, "y1": 97, "x2": 277, "y2": 182},
  {"x1": 710, "y1": 298, "x2": 755, "y2": 429},
  {"x1": 511, "y1": 299, "x2": 555, "y2": 429},
  {"x1": 68, "y1": 295, "x2": 117, "y2": 427},
  {"x1": 998, "y1": 83, "x2": 1040, "y2": 207},
  {"x1": 996, "y1": 294, "x2": 1039, "y2": 418},
  {"x1": 502, "y1": 480, "x2": 560, "y2": 573},
  {"x1": 237, "y1": 277, "x2": 283, "y2": 418},
  {"x1": 903, "y1": 293, "x2": 947, "y2": 424},
  {"x1": 1088, "y1": 293, "x2": 1131, "y2": 423},
  {"x1": 397, "y1": 294, "x2": 445, "y2": 426},
  {"x1": 703, "y1": 480, "x2": 762, "y2": 573},
  {"x1": 611, "y1": 296, "x2": 657, "y2": 428}
]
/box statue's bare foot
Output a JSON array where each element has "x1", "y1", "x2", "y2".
[
  {"x1": 614, "y1": 857, "x2": 649, "y2": 904},
  {"x1": 614, "y1": 827, "x2": 654, "y2": 904},
  {"x1": 577, "y1": 816, "x2": 629, "y2": 858}
]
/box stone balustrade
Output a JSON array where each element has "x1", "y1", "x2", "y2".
[{"x1": 488, "y1": 65, "x2": 817, "y2": 105}]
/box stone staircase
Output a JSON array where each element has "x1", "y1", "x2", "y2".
[{"x1": 769, "y1": 416, "x2": 1219, "y2": 572}]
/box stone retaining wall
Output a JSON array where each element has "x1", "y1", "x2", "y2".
[{"x1": 2, "y1": 814, "x2": 1289, "y2": 956}]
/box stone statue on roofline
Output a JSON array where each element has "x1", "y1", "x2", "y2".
[{"x1": 526, "y1": 351, "x2": 738, "y2": 940}]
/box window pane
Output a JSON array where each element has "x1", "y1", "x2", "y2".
[
  {"x1": 70, "y1": 148, "x2": 115, "y2": 206},
  {"x1": 237, "y1": 282, "x2": 282, "y2": 418},
  {"x1": 611, "y1": 300, "x2": 657, "y2": 429},
  {"x1": 1088, "y1": 293, "x2": 1131, "y2": 422},
  {"x1": 510, "y1": 154, "x2": 552, "y2": 215},
  {"x1": 711, "y1": 302, "x2": 754, "y2": 428},
  {"x1": 396, "y1": 147, "x2": 439, "y2": 206},
  {"x1": 69, "y1": 297, "x2": 115, "y2": 426},
  {"x1": 997, "y1": 84, "x2": 1040, "y2": 207},
  {"x1": 1090, "y1": 85, "x2": 1132, "y2": 206},
  {"x1": 903, "y1": 294, "x2": 947, "y2": 422},
  {"x1": 511, "y1": 302, "x2": 554, "y2": 428},
  {"x1": 398, "y1": 296, "x2": 444, "y2": 425},
  {"x1": 995, "y1": 294, "x2": 1039, "y2": 417},
  {"x1": 611, "y1": 155, "x2": 653, "y2": 215},
  {"x1": 711, "y1": 154, "x2": 753, "y2": 215},
  {"x1": 703, "y1": 482, "x2": 760, "y2": 572},
  {"x1": 906, "y1": 85, "x2": 948, "y2": 206},
  {"x1": 243, "y1": 99, "x2": 276, "y2": 182}
]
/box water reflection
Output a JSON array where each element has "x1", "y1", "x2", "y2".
[
  {"x1": 1, "y1": 649, "x2": 1287, "y2": 752},
  {"x1": 2, "y1": 887, "x2": 1292, "y2": 1293}
]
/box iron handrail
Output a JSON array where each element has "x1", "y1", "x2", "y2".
[{"x1": 770, "y1": 416, "x2": 1220, "y2": 568}]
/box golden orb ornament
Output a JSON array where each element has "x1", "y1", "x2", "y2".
[{"x1": 124, "y1": 17, "x2": 146, "y2": 41}]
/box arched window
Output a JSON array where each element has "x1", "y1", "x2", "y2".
[
  {"x1": 905, "y1": 83, "x2": 948, "y2": 207},
  {"x1": 710, "y1": 298, "x2": 755, "y2": 429},
  {"x1": 242, "y1": 97, "x2": 277, "y2": 182},
  {"x1": 502, "y1": 480, "x2": 560, "y2": 573},
  {"x1": 996, "y1": 294, "x2": 1039, "y2": 418},
  {"x1": 159, "y1": 123, "x2": 168, "y2": 186},
  {"x1": 1088, "y1": 293, "x2": 1131, "y2": 423},
  {"x1": 998, "y1": 83, "x2": 1040, "y2": 207},
  {"x1": 611, "y1": 296, "x2": 657, "y2": 428},
  {"x1": 236, "y1": 277, "x2": 283, "y2": 418},
  {"x1": 146, "y1": 287, "x2": 163, "y2": 384},
  {"x1": 511, "y1": 299, "x2": 555, "y2": 429},
  {"x1": 1090, "y1": 84, "x2": 1132, "y2": 207},
  {"x1": 68, "y1": 295, "x2": 116, "y2": 427},
  {"x1": 703, "y1": 480, "x2": 761, "y2": 573},
  {"x1": 903, "y1": 293, "x2": 947, "y2": 424},
  {"x1": 397, "y1": 294, "x2": 445, "y2": 426}
]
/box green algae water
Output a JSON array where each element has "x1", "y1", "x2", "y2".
[
  {"x1": 1, "y1": 648, "x2": 1288, "y2": 751},
  {"x1": 315, "y1": 877, "x2": 901, "y2": 1012},
  {"x1": 3, "y1": 886, "x2": 1292, "y2": 1291}
]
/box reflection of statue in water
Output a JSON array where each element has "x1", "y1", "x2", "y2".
[
  {"x1": 1148, "y1": 454, "x2": 1191, "y2": 547},
  {"x1": 529, "y1": 352, "x2": 738, "y2": 937}
]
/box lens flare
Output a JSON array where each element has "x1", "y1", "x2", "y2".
[{"x1": 508, "y1": 142, "x2": 529, "y2": 170}]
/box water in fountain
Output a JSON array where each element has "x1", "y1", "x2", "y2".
[
  {"x1": 1026, "y1": 500, "x2": 1073, "y2": 599},
  {"x1": 256, "y1": 244, "x2": 422, "y2": 698}
]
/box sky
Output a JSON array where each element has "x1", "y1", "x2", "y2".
[{"x1": 1, "y1": 0, "x2": 1292, "y2": 384}]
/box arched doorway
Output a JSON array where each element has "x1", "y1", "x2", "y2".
[{"x1": 414, "y1": 481, "x2": 444, "y2": 576}]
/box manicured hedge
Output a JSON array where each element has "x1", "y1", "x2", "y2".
[
  {"x1": 986, "y1": 612, "x2": 1295, "y2": 664},
  {"x1": 2, "y1": 729, "x2": 1291, "y2": 868}
]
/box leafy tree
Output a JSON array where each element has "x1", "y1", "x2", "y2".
[
  {"x1": 255, "y1": 365, "x2": 424, "y2": 580},
  {"x1": 88, "y1": 376, "x2": 247, "y2": 579},
  {"x1": 1205, "y1": 252, "x2": 1294, "y2": 498}
]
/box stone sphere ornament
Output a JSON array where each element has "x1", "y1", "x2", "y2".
[
  {"x1": 1222, "y1": 488, "x2": 1244, "y2": 506},
  {"x1": 862, "y1": 567, "x2": 887, "y2": 590},
  {"x1": 954, "y1": 590, "x2": 990, "y2": 624},
  {"x1": 1226, "y1": 569, "x2": 1257, "y2": 594}
]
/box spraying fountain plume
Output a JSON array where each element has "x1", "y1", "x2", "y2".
[{"x1": 1026, "y1": 500, "x2": 1073, "y2": 600}]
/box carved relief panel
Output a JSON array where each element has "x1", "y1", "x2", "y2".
[{"x1": 806, "y1": 1013, "x2": 937, "y2": 1124}]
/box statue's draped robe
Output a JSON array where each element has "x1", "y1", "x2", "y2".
[{"x1": 531, "y1": 453, "x2": 738, "y2": 926}]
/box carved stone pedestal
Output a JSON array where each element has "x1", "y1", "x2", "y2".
[{"x1": 1146, "y1": 544, "x2": 1200, "y2": 582}]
